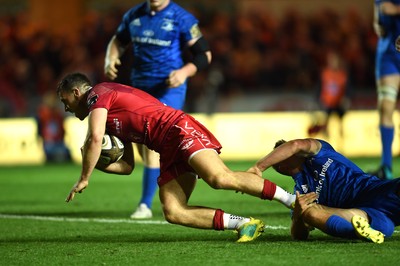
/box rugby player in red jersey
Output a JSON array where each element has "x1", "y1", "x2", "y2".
[{"x1": 57, "y1": 72, "x2": 295, "y2": 242}]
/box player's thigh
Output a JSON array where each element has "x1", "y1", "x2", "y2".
[
  {"x1": 377, "y1": 74, "x2": 400, "y2": 90},
  {"x1": 188, "y1": 149, "x2": 230, "y2": 184},
  {"x1": 159, "y1": 172, "x2": 197, "y2": 211}
]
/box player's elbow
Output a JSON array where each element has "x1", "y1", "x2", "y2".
[
  {"x1": 121, "y1": 163, "x2": 134, "y2": 175},
  {"x1": 117, "y1": 159, "x2": 135, "y2": 175},
  {"x1": 291, "y1": 217, "x2": 311, "y2": 241},
  {"x1": 88, "y1": 132, "x2": 104, "y2": 147},
  {"x1": 291, "y1": 223, "x2": 310, "y2": 240}
]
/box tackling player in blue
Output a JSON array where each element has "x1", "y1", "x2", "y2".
[
  {"x1": 248, "y1": 138, "x2": 400, "y2": 243},
  {"x1": 372, "y1": 0, "x2": 400, "y2": 180},
  {"x1": 104, "y1": 0, "x2": 211, "y2": 219}
]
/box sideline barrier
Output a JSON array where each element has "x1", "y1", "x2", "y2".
[
  {"x1": 0, "y1": 111, "x2": 398, "y2": 165},
  {"x1": 63, "y1": 111, "x2": 399, "y2": 163},
  {"x1": 0, "y1": 118, "x2": 45, "y2": 165}
]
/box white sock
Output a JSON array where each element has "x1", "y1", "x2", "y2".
[
  {"x1": 274, "y1": 186, "x2": 296, "y2": 208},
  {"x1": 223, "y1": 213, "x2": 250, "y2": 229}
]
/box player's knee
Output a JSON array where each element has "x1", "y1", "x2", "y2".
[
  {"x1": 162, "y1": 204, "x2": 183, "y2": 225},
  {"x1": 122, "y1": 164, "x2": 134, "y2": 175},
  {"x1": 371, "y1": 217, "x2": 395, "y2": 237}
]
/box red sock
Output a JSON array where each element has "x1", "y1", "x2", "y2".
[
  {"x1": 213, "y1": 209, "x2": 225, "y2": 231},
  {"x1": 261, "y1": 179, "x2": 276, "y2": 200}
]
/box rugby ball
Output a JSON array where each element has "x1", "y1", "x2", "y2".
[{"x1": 98, "y1": 133, "x2": 124, "y2": 165}]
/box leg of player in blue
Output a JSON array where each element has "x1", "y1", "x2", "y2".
[
  {"x1": 131, "y1": 167, "x2": 159, "y2": 219},
  {"x1": 325, "y1": 215, "x2": 384, "y2": 244},
  {"x1": 378, "y1": 125, "x2": 394, "y2": 179},
  {"x1": 325, "y1": 215, "x2": 357, "y2": 239},
  {"x1": 351, "y1": 215, "x2": 384, "y2": 244}
]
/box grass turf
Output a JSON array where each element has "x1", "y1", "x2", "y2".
[{"x1": 0, "y1": 158, "x2": 399, "y2": 265}]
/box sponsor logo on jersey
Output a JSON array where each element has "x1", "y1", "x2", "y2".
[
  {"x1": 319, "y1": 158, "x2": 333, "y2": 178},
  {"x1": 113, "y1": 118, "x2": 122, "y2": 134},
  {"x1": 133, "y1": 36, "x2": 171, "y2": 47},
  {"x1": 143, "y1": 30, "x2": 154, "y2": 37},
  {"x1": 175, "y1": 121, "x2": 218, "y2": 151},
  {"x1": 87, "y1": 94, "x2": 98, "y2": 108},
  {"x1": 180, "y1": 139, "x2": 194, "y2": 150},
  {"x1": 161, "y1": 19, "x2": 174, "y2": 31},
  {"x1": 190, "y1": 24, "x2": 202, "y2": 39},
  {"x1": 132, "y1": 18, "x2": 141, "y2": 26},
  {"x1": 314, "y1": 158, "x2": 333, "y2": 201},
  {"x1": 301, "y1": 184, "x2": 308, "y2": 193}
]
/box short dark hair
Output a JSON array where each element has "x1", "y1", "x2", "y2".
[
  {"x1": 57, "y1": 73, "x2": 91, "y2": 94},
  {"x1": 274, "y1": 139, "x2": 286, "y2": 149},
  {"x1": 272, "y1": 139, "x2": 287, "y2": 173}
]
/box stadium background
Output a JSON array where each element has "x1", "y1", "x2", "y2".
[
  {"x1": 0, "y1": 0, "x2": 399, "y2": 164},
  {"x1": 2, "y1": 3, "x2": 400, "y2": 264}
]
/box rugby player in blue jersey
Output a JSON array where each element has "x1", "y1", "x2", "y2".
[
  {"x1": 371, "y1": 0, "x2": 400, "y2": 180},
  {"x1": 104, "y1": 0, "x2": 211, "y2": 219},
  {"x1": 249, "y1": 138, "x2": 400, "y2": 244}
]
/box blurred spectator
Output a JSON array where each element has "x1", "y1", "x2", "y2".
[
  {"x1": 36, "y1": 91, "x2": 71, "y2": 162},
  {"x1": 0, "y1": 3, "x2": 377, "y2": 116},
  {"x1": 308, "y1": 50, "x2": 350, "y2": 137}
]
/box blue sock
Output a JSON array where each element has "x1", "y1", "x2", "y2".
[
  {"x1": 380, "y1": 125, "x2": 394, "y2": 169},
  {"x1": 139, "y1": 167, "x2": 160, "y2": 209},
  {"x1": 326, "y1": 215, "x2": 357, "y2": 239}
]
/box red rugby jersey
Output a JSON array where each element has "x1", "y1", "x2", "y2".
[{"x1": 87, "y1": 82, "x2": 184, "y2": 151}]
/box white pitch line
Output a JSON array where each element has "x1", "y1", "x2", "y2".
[
  {"x1": 0, "y1": 213, "x2": 289, "y2": 230},
  {"x1": 0, "y1": 213, "x2": 169, "y2": 225}
]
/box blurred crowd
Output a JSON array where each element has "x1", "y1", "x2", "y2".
[{"x1": 0, "y1": 4, "x2": 377, "y2": 117}]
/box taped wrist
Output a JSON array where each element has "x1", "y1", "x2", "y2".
[{"x1": 190, "y1": 37, "x2": 210, "y2": 71}]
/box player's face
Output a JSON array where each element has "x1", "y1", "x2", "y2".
[
  {"x1": 147, "y1": 0, "x2": 169, "y2": 11},
  {"x1": 59, "y1": 90, "x2": 76, "y2": 113},
  {"x1": 274, "y1": 156, "x2": 303, "y2": 176},
  {"x1": 59, "y1": 88, "x2": 87, "y2": 120}
]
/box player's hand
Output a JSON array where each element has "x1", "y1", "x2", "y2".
[
  {"x1": 66, "y1": 179, "x2": 89, "y2": 203},
  {"x1": 104, "y1": 57, "x2": 121, "y2": 80},
  {"x1": 294, "y1": 191, "x2": 317, "y2": 215},
  {"x1": 246, "y1": 166, "x2": 263, "y2": 177},
  {"x1": 166, "y1": 69, "x2": 187, "y2": 88}
]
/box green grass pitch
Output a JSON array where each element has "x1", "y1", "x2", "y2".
[{"x1": 0, "y1": 158, "x2": 399, "y2": 265}]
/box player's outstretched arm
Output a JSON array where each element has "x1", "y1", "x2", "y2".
[
  {"x1": 249, "y1": 138, "x2": 322, "y2": 175},
  {"x1": 66, "y1": 108, "x2": 107, "y2": 202}
]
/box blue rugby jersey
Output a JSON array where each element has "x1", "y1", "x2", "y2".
[
  {"x1": 375, "y1": 0, "x2": 400, "y2": 78},
  {"x1": 115, "y1": 1, "x2": 201, "y2": 94},
  {"x1": 292, "y1": 140, "x2": 382, "y2": 208}
]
